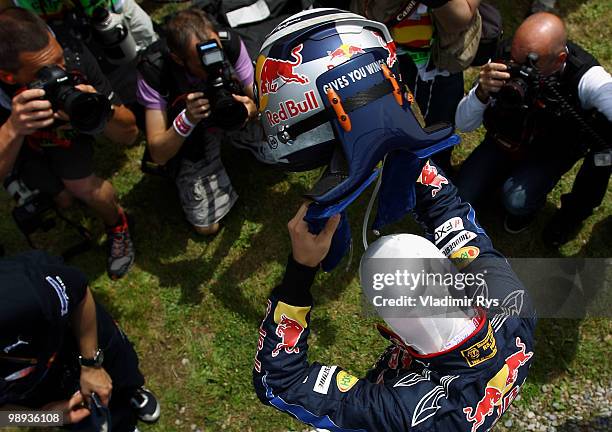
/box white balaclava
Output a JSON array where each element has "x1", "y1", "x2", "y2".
[{"x1": 359, "y1": 234, "x2": 478, "y2": 355}]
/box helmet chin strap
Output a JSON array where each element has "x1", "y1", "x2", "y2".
[{"x1": 362, "y1": 156, "x2": 385, "y2": 250}]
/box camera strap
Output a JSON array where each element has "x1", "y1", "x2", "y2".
[{"x1": 543, "y1": 76, "x2": 610, "y2": 164}]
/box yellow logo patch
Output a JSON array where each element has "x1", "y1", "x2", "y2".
[
  {"x1": 336, "y1": 370, "x2": 359, "y2": 392},
  {"x1": 273, "y1": 301, "x2": 310, "y2": 328},
  {"x1": 460, "y1": 322, "x2": 497, "y2": 367},
  {"x1": 450, "y1": 246, "x2": 480, "y2": 270}
]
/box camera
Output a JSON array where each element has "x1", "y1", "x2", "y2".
[
  {"x1": 3, "y1": 174, "x2": 55, "y2": 238},
  {"x1": 497, "y1": 53, "x2": 541, "y2": 107},
  {"x1": 28, "y1": 65, "x2": 112, "y2": 135},
  {"x1": 196, "y1": 39, "x2": 247, "y2": 130},
  {"x1": 91, "y1": 7, "x2": 138, "y2": 65}
]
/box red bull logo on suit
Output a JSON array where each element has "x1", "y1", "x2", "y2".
[
  {"x1": 272, "y1": 314, "x2": 305, "y2": 357},
  {"x1": 418, "y1": 161, "x2": 449, "y2": 197},
  {"x1": 463, "y1": 337, "x2": 533, "y2": 432}
]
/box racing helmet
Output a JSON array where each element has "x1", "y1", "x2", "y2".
[
  {"x1": 254, "y1": 8, "x2": 453, "y2": 203},
  {"x1": 359, "y1": 234, "x2": 479, "y2": 355},
  {"x1": 254, "y1": 8, "x2": 399, "y2": 171}
]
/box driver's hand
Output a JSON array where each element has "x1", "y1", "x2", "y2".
[
  {"x1": 476, "y1": 62, "x2": 510, "y2": 102},
  {"x1": 287, "y1": 203, "x2": 341, "y2": 268},
  {"x1": 185, "y1": 92, "x2": 210, "y2": 123},
  {"x1": 232, "y1": 94, "x2": 257, "y2": 125},
  {"x1": 7, "y1": 89, "x2": 54, "y2": 136}
]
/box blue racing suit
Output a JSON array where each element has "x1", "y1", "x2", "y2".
[{"x1": 253, "y1": 160, "x2": 537, "y2": 432}]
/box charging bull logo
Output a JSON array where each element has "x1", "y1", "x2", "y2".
[
  {"x1": 418, "y1": 160, "x2": 448, "y2": 197},
  {"x1": 259, "y1": 44, "x2": 309, "y2": 96},
  {"x1": 463, "y1": 337, "x2": 533, "y2": 432},
  {"x1": 373, "y1": 32, "x2": 398, "y2": 67},
  {"x1": 327, "y1": 44, "x2": 365, "y2": 69},
  {"x1": 272, "y1": 314, "x2": 305, "y2": 357}
]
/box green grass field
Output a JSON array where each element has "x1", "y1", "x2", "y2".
[{"x1": 1, "y1": 1, "x2": 610, "y2": 431}]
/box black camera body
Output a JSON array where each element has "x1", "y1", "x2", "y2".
[
  {"x1": 196, "y1": 39, "x2": 247, "y2": 130},
  {"x1": 3, "y1": 175, "x2": 55, "y2": 237},
  {"x1": 28, "y1": 65, "x2": 112, "y2": 135},
  {"x1": 497, "y1": 53, "x2": 542, "y2": 108}
]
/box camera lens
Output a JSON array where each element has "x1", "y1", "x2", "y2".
[
  {"x1": 58, "y1": 89, "x2": 112, "y2": 134},
  {"x1": 499, "y1": 78, "x2": 529, "y2": 107},
  {"x1": 210, "y1": 91, "x2": 247, "y2": 130}
]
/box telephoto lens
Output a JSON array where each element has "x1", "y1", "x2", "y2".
[
  {"x1": 28, "y1": 66, "x2": 112, "y2": 135},
  {"x1": 91, "y1": 7, "x2": 138, "y2": 65}
]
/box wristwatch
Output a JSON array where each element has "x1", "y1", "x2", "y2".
[{"x1": 78, "y1": 348, "x2": 104, "y2": 368}]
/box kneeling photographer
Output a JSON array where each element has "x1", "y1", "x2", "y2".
[
  {"x1": 2, "y1": 0, "x2": 159, "y2": 109},
  {"x1": 454, "y1": 12, "x2": 611, "y2": 245},
  {"x1": 137, "y1": 8, "x2": 257, "y2": 235},
  {"x1": 0, "y1": 7, "x2": 139, "y2": 279},
  {"x1": 0, "y1": 250, "x2": 160, "y2": 431}
]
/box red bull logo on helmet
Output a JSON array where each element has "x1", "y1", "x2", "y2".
[
  {"x1": 272, "y1": 314, "x2": 305, "y2": 357},
  {"x1": 372, "y1": 31, "x2": 398, "y2": 68},
  {"x1": 463, "y1": 337, "x2": 533, "y2": 432},
  {"x1": 259, "y1": 44, "x2": 310, "y2": 96},
  {"x1": 265, "y1": 90, "x2": 320, "y2": 127},
  {"x1": 418, "y1": 160, "x2": 449, "y2": 197},
  {"x1": 327, "y1": 44, "x2": 365, "y2": 69}
]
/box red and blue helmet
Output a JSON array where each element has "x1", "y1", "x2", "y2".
[{"x1": 254, "y1": 8, "x2": 454, "y2": 204}]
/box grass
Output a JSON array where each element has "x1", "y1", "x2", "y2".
[{"x1": 1, "y1": 1, "x2": 610, "y2": 431}]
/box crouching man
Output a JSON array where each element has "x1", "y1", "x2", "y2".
[{"x1": 0, "y1": 251, "x2": 160, "y2": 430}]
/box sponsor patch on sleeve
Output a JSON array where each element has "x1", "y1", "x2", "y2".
[
  {"x1": 460, "y1": 322, "x2": 497, "y2": 367},
  {"x1": 273, "y1": 301, "x2": 310, "y2": 328},
  {"x1": 434, "y1": 217, "x2": 465, "y2": 245},
  {"x1": 440, "y1": 230, "x2": 477, "y2": 257},
  {"x1": 336, "y1": 370, "x2": 359, "y2": 392},
  {"x1": 449, "y1": 246, "x2": 480, "y2": 270},
  {"x1": 313, "y1": 365, "x2": 337, "y2": 394},
  {"x1": 271, "y1": 302, "x2": 311, "y2": 358}
]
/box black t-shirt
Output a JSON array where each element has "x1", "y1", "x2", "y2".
[
  {"x1": 0, "y1": 251, "x2": 88, "y2": 404},
  {"x1": 0, "y1": 32, "x2": 121, "y2": 148}
]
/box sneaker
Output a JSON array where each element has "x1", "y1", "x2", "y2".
[
  {"x1": 504, "y1": 213, "x2": 535, "y2": 234},
  {"x1": 130, "y1": 387, "x2": 160, "y2": 424},
  {"x1": 106, "y1": 211, "x2": 135, "y2": 280},
  {"x1": 542, "y1": 210, "x2": 584, "y2": 248}
]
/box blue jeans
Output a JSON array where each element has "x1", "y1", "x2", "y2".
[{"x1": 456, "y1": 139, "x2": 579, "y2": 216}]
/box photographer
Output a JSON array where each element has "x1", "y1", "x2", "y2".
[
  {"x1": 136, "y1": 8, "x2": 257, "y2": 235},
  {"x1": 0, "y1": 7, "x2": 138, "y2": 279},
  {"x1": 2, "y1": 0, "x2": 157, "y2": 53},
  {"x1": 0, "y1": 251, "x2": 160, "y2": 431},
  {"x1": 455, "y1": 13, "x2": 611, "y2": 244}
]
